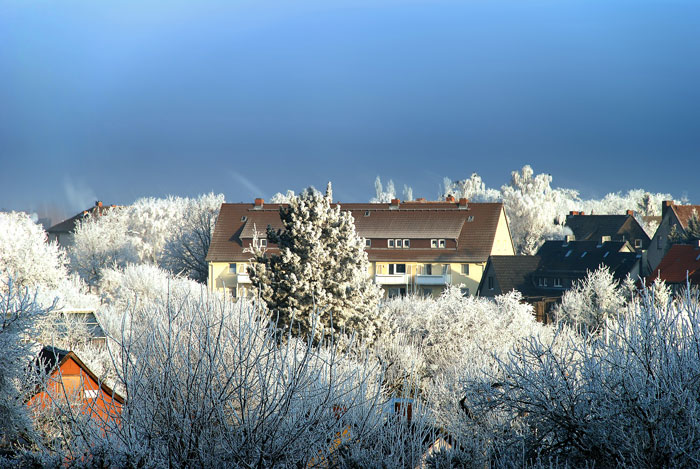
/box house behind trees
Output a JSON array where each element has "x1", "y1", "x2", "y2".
[
  {"x1": 206, "y1": 197, "x2": 515, "y2": 299},
  {"x1": 648, "y1": 201, "x2": 700, "y2": 274},
  {"x1": 478, "y1": 239, "x2": 641, "y2": 322}
]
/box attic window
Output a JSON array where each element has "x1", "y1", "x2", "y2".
[
  {"x1": 581, "y1": 252, "x2": 587, "y2": 258},
  {"x1": 565, "y1": 250, "x2": 572, "y2": 257},
  {"x1": 431, "y1": 239, "x2": 438, "y2": 248},
  {"x1": 439, "y1": 239, "x2": 446, "y2": 249},
  {"x1": 554, "y1": 278, "x2": 562, "y2": 287},
  {"x1": 403, "y1": 239, "x2": 410, "y2": 248},
  {"x1": 388, "y1": 239, "x2": 395, "y2": 248},
  {"x1": 258, "y1": 239, "x2": 268, "y2": 248},
  {"x1": 467, "y1": 216, "x2": 474, "y2": 222},
  {"x1": 634, "y1": 239, "x2": 642, "y2": 249},
  {"x1": 604, "y1": 251, "x2": 610, "y2": 258},
  {"x1": 366, "y1": 239, "x2": 371, "y2": 248},
  {"x1": 364, "y1": 210, "x2": 370, "y2": 217},
  {"x1": 241, "y1": 216, "x2": 248, "y2": 222}
]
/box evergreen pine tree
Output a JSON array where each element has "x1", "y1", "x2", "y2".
[{"x1": 248, "y1": 184, "x2": 382, "y2": 342}]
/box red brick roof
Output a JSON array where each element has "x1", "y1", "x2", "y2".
[
  {"x1": 671, "y1": 205, "x2": 700, "y2": 230},
  {"x1": 647, "y1": 244, "x2": 700, "y2": 285},
  {"x1": 206, "y1": 201, "x2": 507, "y2": 263}
]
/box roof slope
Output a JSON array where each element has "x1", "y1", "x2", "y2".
[
  {"x1": 671, "y1": 205, "x2": 700, "y2": 230},
  {"x1": 648, "y1": 244, "x2": 700, "y2": 285},
  {"x1": 47, "y1": 203, "x2": 115, "y2": 234},
  {"x1": 565, "y1": 214, "x2": 649, "y2": 247},
  {"x1": 207, "y1": 201, "x2": 506, "y2": 263},
  {"x1": 535, "y1": 240, "x2": 639, "y2": 280},
  {"x1": 486, "y1": 255, "x2": 543, "y2": 297}
]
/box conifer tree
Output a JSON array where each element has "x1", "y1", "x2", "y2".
[{"x1": 248, "y1": 184, "x2": 382, "y2": 342}]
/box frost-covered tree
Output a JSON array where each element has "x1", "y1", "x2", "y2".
[
  {"x1": 70, "y1": 193, "x2": 224, "y2": 287},
  {"x1": 161, "y1": 193, "x2": 223, "y2": 282},
  {"x1": 249, "y1": 185, "x2": 382, "y2": 342},
  {"x1": 554, "y1": 266, "x2": 625, "y2": 336},
  {"x1": 371, "y1": 176, "x2": 397, "y2": 203},
  {"x1": 0, "y1": 211, "x2": 67, "y2": 289},
  {"x1": 501, "y1": 166, "x2": 575, "y2": 255},
  {"x1": 0, "y1": 277, "x2": 52, "y2": 449},
  {"x1": 441, "y1": 173, "x2": 501, "y2": 202}
]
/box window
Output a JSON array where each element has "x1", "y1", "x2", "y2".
[
  {"x1": 439, "y1": 239, "x2": 446, "y2": 248},
  {"x1": 241, "y1": 216, "x2": 247, "y2": 222},
  {"x1": 388, "y1": 239, "x2": 395, "y2": 248},
  {"x1": 467, "y1": 216, "x2": 474, "y2": 222},
  {"x1": 365, "y1": 239, "x2": 371, "y2": 247},
  {"x1": 554, "y1": 278, "x2": 562, "y2": 287},
  {"x1": 461, "y1": 264, "x2": 469, "y2": 275},
  {"x1": 259, "y1": 239, "x2": 268, "y2": 248},
  {"x1": 424, "y1": 264, "x2": 432, "y2": 275},
  {"x1": 538, "y1": 277, "x2": 548, "y2": 287},
  {"x1": 230, "y1": 287, "x2": 237, "y2": 299},
  {"x1": 460, "y1": 287, "x2": 470, "y2": 297},
  {"x1": 395, "y1": 239, "x2": 403, "y2": 248},
  {"x1": 403, "y1": 239, "x2": 410, "y2": 248},
  {"x1": 431, "y1": 239, "x2": 438, "y2": 248},
  {"x1": 83, "y1": 389, "x2": 99, "y2": 400},
  {"x1": 388, "y1": 287, "x2": 406, "y2": 298},
  {"x1": 229, "y1": 263, "x2": 237, "y2": 274},
  {"x1": 635, "y1": 239, "x2": 642, "y2": 249},
  {"x1": 488, "y1": 276, "x2": 494, "y2": 290},
  {"x1": 442, "y1": 264, "x2": 449, "y2": 275},
  {"x1": 388, "y1": 263, "x2": 406, "y2": 275},
  {"x1": 364, "y1": 210, "x2": 370, "y2": 217}
]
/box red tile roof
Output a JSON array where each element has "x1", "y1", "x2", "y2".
[
  {"x1": 671, "y1": 205, "x2": 700, "y2": 230},
  {"x1": 647, "y1": 244, "x2": 700, "y2": 285},
  {"x1": 206, "y1": 201, "x2": 507, "y2": 263},
  {"x1": 47, "y1": 202, "x2": 117, "y2": 234}
]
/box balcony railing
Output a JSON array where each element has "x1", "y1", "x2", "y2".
[
  {"x1": 374, "y1": 274, "x2": 409, "y2": 285},
  {"x1": 415, "y1": 274, "x2": 451, "y2": 286}
]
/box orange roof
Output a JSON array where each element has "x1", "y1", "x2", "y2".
[
  {"x1": 647, "y1": 244, "x2": 700, "y2": 285},
  {"x1": 206, "y1": 200, "x2": 507, "y2": 263}
]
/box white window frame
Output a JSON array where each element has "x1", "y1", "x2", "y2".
[
  {"x1": 634, "y1": 239, "x2": 642, "y2": 249},
  {"x1": 259, "y1": 239, "x2": 268, "y2": 248},
  {"x1": 229, "y1": 263, "x2": 237, "y2": 274},
  {"x1": 403, "y1": 239, "x2": 410, "y2": 248},
  {"x1": 439, "y1": 239, "x2": 446, "y2": 248},
  {"x1": 431, "y1": 239, "x2": 437, "y2": 248},
  {"x1": 365, "y1": 239, "x2": 371, "y2": 248},
  {"x1": 554, "y1": 277, "x2": 562, "y2": 287},
  {"x1": 388, "y1": 239, "x2": 395, "y2": 248},
  {"x1": 395, "y1": 239, "x2": 403, "y2": 248}
]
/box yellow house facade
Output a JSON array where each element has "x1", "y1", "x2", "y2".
[{"x1": 206, "y1": 198, "x2": 515, "y2": 299}]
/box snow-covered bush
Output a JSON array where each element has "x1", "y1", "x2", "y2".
[
  {"x1": 554, "y1": 266, "x2": 626, "y2": 335},
  {"x1": 34, "y1": 289, "x2": 435, "y2": 468},
  {"x1": 249, "y1": 186, "x2": 382, "y2": 343},
  {"x1": 0, "y1": 211, "x2": 67, "y2": 289},
  {"x1": 461, "y1": 284, "x2": 700, "y2": 468},
  {"x1": 377, "y1": 287, "x2": 551, "y2": 429}
]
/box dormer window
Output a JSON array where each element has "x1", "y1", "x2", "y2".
[
  {"x1": 467, "y1": 216, "x2": 474, "y2": 222},
  {"x1": 395, "y1": 239, "x2": 403, "y2": 248},
  {"x1": 431, "y1": 239, "x2": 438, "y2": 248},
  {"x1": 388, "y1": 239, "x2": 395, "y2": 248},
  {"x1": 241, "y1": 216, "x2": 248, "y2": 222},
  {"x1": 365, "y1": 239, "x2": 371, "y2": 248},
  {"x1": 364, "y1": 210, "x2": 370, "y2": 217},
  {"x1": 439, "y1": 239, "x2": 446, "y2": 248},
  {"x1": 403, "y1": 239, "x2": 410, "y2": 248}
]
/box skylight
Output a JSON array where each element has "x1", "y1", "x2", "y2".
[{"x1": 581, "y1": 252, "x2": 587, "y2": 258}]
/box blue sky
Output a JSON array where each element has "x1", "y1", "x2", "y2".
[{"x1": 1, "y1": 0, "x2": 699, "y2": 220}]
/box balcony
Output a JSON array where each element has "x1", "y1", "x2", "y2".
[
  {"x1": 236, "y1": 272, "x2": 251, "y2": 284},
  {"x1": 375, "y1": 274, "x2": 409, "y2": 285},
  {"x1": 415, "y1": 274, "x2": 450, "y2": 286}
]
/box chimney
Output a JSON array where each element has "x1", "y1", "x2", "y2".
[
  {"x1": 626, "y1": 210, "x2": 634, "y2": 216},
  {"x1": 254, "y1": 198, "x2": 264, "y2": 210},
  {"x1": 569, "y1": 211, "x2": 580, "y2": 216},
  {"x1": 458, "y1": 198, "x2": 469, "y2": 209},
  {"x1": 662, "y1": 200, "x2": 674, "y2": 218},
  {"x1": 95, "y1": 201, "x2": 103, "y2": 207},
  {"x1": 390, "y1": 198, "x2": 400, "y2": 210},
  {"x1": 445, "y1": 195, "x2": 455, "y2": 203}
]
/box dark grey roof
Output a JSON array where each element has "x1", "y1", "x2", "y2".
[
  {"x1": 485, "y1": 255, "x2": 544, "y2": 297},
  {"x1": 535, "y1": 240, "x2": 639, "y2": 279},
  {"x1": 564, "y1": 214, "x2": 650, "y2": 249},
  {"x1": 36, "y1": 346, "x2": 71, "y2": 375}
]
